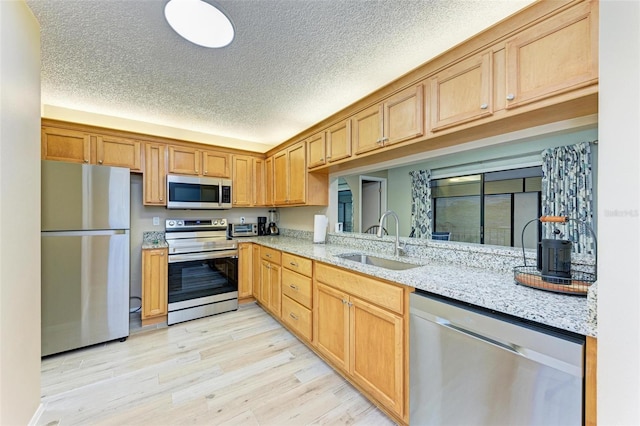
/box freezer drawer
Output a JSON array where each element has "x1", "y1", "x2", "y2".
[
  {"x1": 410, "y1": 292, "x2": 584, "y2": 425},
  {"x1": 41, "y1": 230, "x2": 130, "y2": 356}
]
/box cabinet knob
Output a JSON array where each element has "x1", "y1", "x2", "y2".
[
  {"x1": 381, "y1": 137, "x2": 389, "y2": 142},
  {"x1": 480, "y1": 103, "x2": 488, "y2": 110},
  {"x1": 195, "y1": 169, "x2": 199, "y2": 173},
  {"x1": 159, "y1": 197, "x2": 163, "y2": 201},
  {"x1": 319, "y1": 158, "x2": 324, "y2": 162},
  {"x1": 160, "y1": 252, "x2": 164, "y2": 256},
  {"x1": 84, "y1": 159, "x2": 89, "y2": 163},
  {"x1": 506, "y1": 94, "x2": 515, "y2": 101},
  {"x1": 203, "y1": 171, "x2": 207, "y2": 175},
  {"x1": 98, "y1": 160, "x2": 103, "y2": 164}
]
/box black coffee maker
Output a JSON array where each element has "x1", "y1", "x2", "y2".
[{"x1": 257, "y1": 216, "x2": 267, "y2": 236}]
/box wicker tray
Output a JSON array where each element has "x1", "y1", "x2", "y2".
[{"x1": 513, "y1": 266, "x2": 596, "y2": 296}]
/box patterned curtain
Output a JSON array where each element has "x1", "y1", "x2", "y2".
[
  {"x1": 409, "y1": 169, "x2": 432, "y2": 238},
  {"x1": 541, "y1": 142, "x2": 595, "y2": 254}
]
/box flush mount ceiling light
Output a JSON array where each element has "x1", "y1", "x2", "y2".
[{"x1": 164, "y1": 0, "x2": 234, "y2": 48}]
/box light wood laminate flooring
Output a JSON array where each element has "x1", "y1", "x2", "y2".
[{"x1": 38, "y1": 303, "x2": 395, "y2": 425}]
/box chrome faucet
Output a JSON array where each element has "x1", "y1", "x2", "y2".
[{"x1": 377, "y1": 210, "x2": 405, "y2": 256}]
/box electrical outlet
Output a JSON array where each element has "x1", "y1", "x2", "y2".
[
  {"x1": 152, "y1": 217, "x2": 160, "y2": 226},
  {"x1": 240, "y1": 216, "x2": 245, "y2": 224}
]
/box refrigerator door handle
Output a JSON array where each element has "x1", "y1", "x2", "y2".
[{"x1": 42, "y1": 230, "x2": 129, "y2": 237}]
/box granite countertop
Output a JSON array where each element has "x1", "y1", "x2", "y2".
[
  {"x1": 243, "y1": 236, "x2": 596, "y2": 337},
  {"x1": 142, "y1": 231, "x2": 168, "y2": 249}
]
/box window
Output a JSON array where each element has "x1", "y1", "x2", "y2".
[{"x1": 431, "y1": 167, "x2": 542, "y2": 248}]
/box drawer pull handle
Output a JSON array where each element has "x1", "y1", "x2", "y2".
[
  {"x1": 266, "y1": 253, "x2": 271, "y2": 258},
  {"x1": 289, "y1": 312, "x2": 298, "y2": 321},
  {"x1": 289, "y1": 284, "x2": 298, "y2": 291},
  {"x1": 480, "y1": 103, "x2": 488, "y2": 110},
  {"x1": 289, "y1": 261, "x2": 298, "y2": 267},
  {"x1": 506, "y1": 94, "x2": 515, "y2": 101}
]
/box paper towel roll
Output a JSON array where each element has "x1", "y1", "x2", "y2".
[{"x1": 313, "y1": 215, "x2": 328, "y2": 243}]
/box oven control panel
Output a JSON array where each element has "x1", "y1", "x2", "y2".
[{"x1": 166, "y1": 218, "x2": 227, "y2": 230}]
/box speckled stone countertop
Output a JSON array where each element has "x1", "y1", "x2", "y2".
[
  {"x1": 141, "y1": 231, "x2": 168, "y2": 249},
  {"x1": 240, "y1": 235, "x2": 596, "y2": 337}
]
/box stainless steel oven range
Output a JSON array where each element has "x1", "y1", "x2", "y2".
[{"x1": 165, "y1": 218, "x2": 238, "y2": 325}]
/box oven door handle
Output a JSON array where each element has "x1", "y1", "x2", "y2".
[{"x1": 168, "y1": 250, "x2": 238, "y2": 263}]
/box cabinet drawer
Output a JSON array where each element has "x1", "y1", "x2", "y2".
[
  {"x1": 282, "y1": 252, "x2": 312, "y2": 277},
  {"x1": 260, "y1": 246, "x2": 281, "y2": 264},
  {"x1": 282, "y1": 268, "x2": 312, "y2": 308},
  {"x1": 315, "y1": 262, "x2": 404, "y2": 314},
  {"x1": 282, "y1": 295, "x2": 312, "y2": 341}
]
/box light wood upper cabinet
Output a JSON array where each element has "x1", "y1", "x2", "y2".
[
  {"x1": 238, "y1": 243, "x2": 253, "y2": 299},
  {"x1": 168, "y1": 145, "x2": 200, "y2": 175},
  {"x1": 265, "y1": 155, "x2": 275, "y2": 206},
  {"x1": 42, "y1": 126, "x2": 141, "y2": 171},
  {"x1": 383, "y1": 84, "x2": 424, "y2": 146},
  {"x1": 326, "y1": 119, "x2": 352, "y2": 163},
  {"x1": 168, "y1": 145, "x2": 230, "y2": 178},
  {"x1": 505, "y1": 0, "x2": 598, "y2": 109},
  {"x1": 96, "y1": 135, "x2": 141, "y2": 171},
  {"x1": 352, "y1": 104, "x2": 383, "y2": 155},
  {"x1": 232, "y1": 155, "x2": 253, "y2": 207},
  {"x1": 430, "y1": 52, "x2": 492, "y2": 132},
  {"x1": 307, "y1": 131, "x2": 327, "y2": 169},
  {"x1": 274, "y1": 141, "x2": 313, "y2": 205},
  {"x1": 42, "y1": 127, "x2": 91, "y2": 164},
  {"x1": 253, "y1": 158, "x2": 266, "y2": 206},
  {"x1": 141, "y1": 248, "x2": 168, "y2": 325},
  {"x1": 202, "y1": 150, "x2": 231, "y2": 177},
  {"x1": 143, "y1": 143, "x2": 167, "y2": 206},
  {"x1": 353, "y1": 84, "x2": 424, "y2": 155}
]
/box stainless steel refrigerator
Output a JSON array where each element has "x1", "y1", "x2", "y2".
[{"x1": 41, "y1": 160, "x2": 130, "y2": 356}]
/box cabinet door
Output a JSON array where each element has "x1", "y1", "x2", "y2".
[
  {"x1": 41, "y1": 127, "x2": 91, "y2": 164},
  {"x1": 273, "y1": 150, "x2": 289, "y2": 205},
  {"x1": 314, "y1": 282, "x2": 350, "y2": 371},
  {"x1": 232, "y1": 155, "x2": 253, "y2": 207},
  {"x1": 252, "y1": 244, "x2": 261, "y2": 300},
  {"x1": 265, "y1": 156, "x2": 275, "y2": 206},
  {"x1": 350, "y1": 296, "x2": 403, "y2": 416},
  {"x1": 96, "y1": 135, "x2": 141, "y2": 171},
  {"x1": 202, "y1": 150, "x2": 230, "y2": 178},
  {"x1": 307, "y1": 131, "x2": 327, "y2": 169},
  {"x1": 268, "y1": 263, "x2": 282, "y2": 317},
  {"x1": 259, "y1": 260, "x2": 271, "y2": 307},
  {"x1": 384, "y1": 84, "x2": 424, "y2": 146},
  {"x1": 352, "y1": 104, "x2": 383, "y2": 155},
  {"x1": 143, "y1": 143, "x2": 166, "y2": 206},
  {"x1": 238, "y1": 243, "x2": 252, "y2": 299},
  {"x1": 287, "y1": 141, "x2": 306, "y2": 204},
  {"x1": 430, "y1": 52, "x2": 492, "y2": 132},
  {"x1": 253, "y1": 158, "x2": 266, "y2": 206},
  {"x1": 168, "y1": 145, "x2": 200, "y2": 175},
  {"x1": 141, "y1": 248, "x2": 168, "y2": 320},
  {"x1": 505, "y1": 1, "x2": 598, "y2": 109},
  {"x1": 326, "y1": 119, "x2": 352, "y2": 163}
]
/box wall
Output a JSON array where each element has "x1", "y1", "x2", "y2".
[
  {"x1": 129, "y1": 175, "x2": 269, "y2": 304},
  {"x1": 598, "y1": 1, "x2": 640, "y2": 424},
  {"x1": 0, "y1": 1, "x2": 42, "y2": 423}
]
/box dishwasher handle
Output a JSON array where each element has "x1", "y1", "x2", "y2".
[
  {"x1": 437, "y1": 317, "x2": 520, "y2": 355},
  {"x1": 414, "y1": 307, "x2": 583, "y2": 378}
]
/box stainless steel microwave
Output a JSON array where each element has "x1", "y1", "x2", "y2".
[{"x1": 166, "y1": 175, "x2": 232, "y2": 209}]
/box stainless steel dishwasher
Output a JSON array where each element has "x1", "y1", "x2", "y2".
[{"x1": 410, "y1": 291, "x2": 585, "y2": 425}]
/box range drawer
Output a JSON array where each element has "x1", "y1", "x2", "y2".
[
  {"x1": 282, "y1": 268, "x2": 312, "y2": 308},
  {"x1": 282, "y1": 252, "x2": 313, "y2": 277},
  {"x1": 282, "y1": 295, "x2": 312, "y2": 341},
  {"x1": 260, "y1": 246, "x2": 281, "y2": 264}
]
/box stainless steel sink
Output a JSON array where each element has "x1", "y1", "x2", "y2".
[{"x1": 337, "y1": 253, "x2": 420, "y2": 270}]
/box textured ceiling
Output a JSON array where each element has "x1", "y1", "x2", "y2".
[{"x1": 26, "y1": 0, "x2": 534, "y2": 151}]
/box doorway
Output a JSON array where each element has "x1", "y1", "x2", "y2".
[{"x1": 359, "y1": 176, "x2": 387, "y2": 233}]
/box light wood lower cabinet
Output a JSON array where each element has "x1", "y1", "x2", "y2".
[
  {"x1": 585, "y1": 335, "x2": 597, "y2": 426},
  {"x1": 252, "y1": 244, "x2": 261, "y2": 300},
  {"x1": 238, "y1": 243, "x2": 253, "y2": 299},
  {"x1": 259, "y1": 247, "x2": 282, "y2": 317},
  {"x1": 313, "y1": 262, "x2": 408, "y2": 422},
  {"x1": 141, "y1": 248, "x2": 168, "y2": 325}
]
